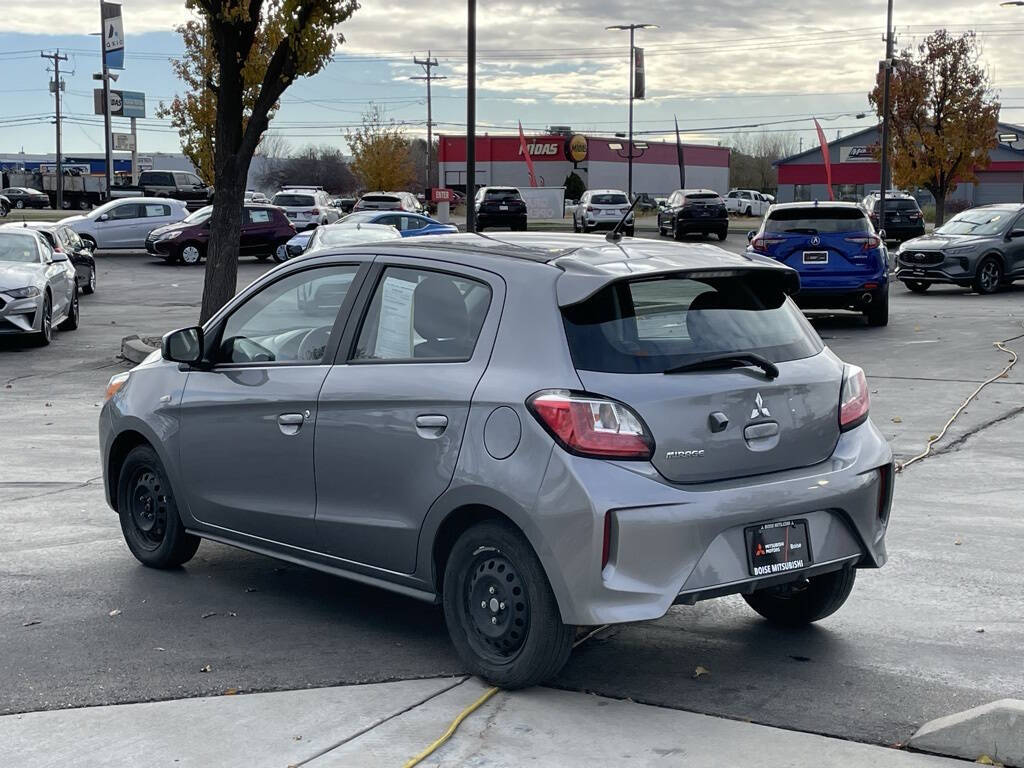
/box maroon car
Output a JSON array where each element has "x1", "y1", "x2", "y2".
[{"x1": 145, "y1": 204, "x2": 296, "y2": 265}]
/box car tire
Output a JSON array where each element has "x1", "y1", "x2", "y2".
[
  {"x1": 58, "y1": 286, "x2": 79, "y2": 331},
  {"x1": 15, "y1": 199, "x2": 25, "y2": 209},
  {"x1": 80, "y1": 235, "x2": 97, "y2": 252},
  {"x1": 673, "y1": 222, "x2": 683, "y2": 241},
  {"x1": 865, "y1": 289, "x2": 889, "y2": 327},
  {"x1": 35, "y1": 293, "x2": 52, "y2": 346},
  {"x1": 0, "y1": 204, "x2": 8, "y2": 218},
  {"x1": 744, "y1": 206, "x2": 752, "y2": 217},
  {"x1": 83, "y1": 267, "x2": 97, "y2": 295},
  {"x1": 117, "y1": 444, "x2": 201, "y2": 569},
  {"x1": 743, "y1": 567, "x2": 857, "y2": 626},
  {"x1": 717, "y1": 228, "x2": 728, "y2": 242},
  {"x1": 178, "y1": 243, "x2": 204, "y2": 266},
  {"x1": 973, "y1": 256, "x2": 1003, "y2": 295},
  {"x1": 903, "y1": 280, "x2": 929, "y2": 294},
  {"x1": 442, "y1": 520, "x2": 575, "y2": 689}
]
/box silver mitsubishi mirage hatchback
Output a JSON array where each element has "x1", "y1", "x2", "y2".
[{"x1": 100, "y1": 232, "x2": 893, "y2": 688}]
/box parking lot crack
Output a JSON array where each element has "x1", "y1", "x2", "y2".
[
  {"x1": 1, "y1": 476, "x2": 103, "y2": 503},
  {"x1": 927, "y1": 405, "x2": 1024, "y2": 460},
  {"x1": 4, "y1": 358, "x2": 125, "y2": 388}
]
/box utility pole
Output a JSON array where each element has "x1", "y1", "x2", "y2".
[
  {"x1": 411, "y1": 51, "x2": 446, "y2": 190},
  {"x1": 41, "y1": 49, "x2": 68, "y2": 210},
  {"x1": 466, "y1": 0, "x2": 477, "y2": 232},
  {"x1": 879, "y1": 0, "x2": 895, "y2": 238}
]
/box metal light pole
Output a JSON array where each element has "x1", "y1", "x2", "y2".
[
  {"x1": 466, "y1": 0, "x2": 477, "y2": 232},
  {"x1": 878, "y1": 0, "x2": 894, "y2": 237},
  {"x1": 606, "y1": 23, "x2": 657, "y2": 200}
]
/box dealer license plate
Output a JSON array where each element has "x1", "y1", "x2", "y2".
[
  {"x1": 745, "y1": 520, "x2": 811, "y2": 577},
  {"x1": 803, "y1": 251, "x2": 828, "y2": 264}
]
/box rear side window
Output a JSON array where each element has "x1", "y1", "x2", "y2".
[
  {"x1": 562, "y1": 274, "x2": 821, "y2": 374},
  {"x1": 145, "y1": 203, "x2": 171, "y2": 218},
  {"x1": 353, "y1": 267, "x2": 491, "y2": 362},
  {"x1": 273, "y1": 194, "x2": 315, "y2": 207},
  {"x1": 765, "y1": 207, "x2": 869, "y2": 234}
]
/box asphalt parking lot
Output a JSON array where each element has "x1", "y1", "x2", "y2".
[{"x1": 1, "y1": 236, "x2": 1022, "y2": 749}]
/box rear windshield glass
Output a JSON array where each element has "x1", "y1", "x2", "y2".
[
  {"x1": 684, "y1": 193, "x2": 720, "y2": 201},
  {"x1": 272, "y1": 194, "x2": 315, "y2": 207},
  {"x1": 484, "y1": 189, "x2": 522, "y2": 201},
  {"x1": 765, "y1": 207, "x2": 869, "y2": 234},
  {"x1": 873, "y1": 199, "x2": 920, "y2": 212},
  {"x1": 591, "y1": 194, "x2": 628, "y2": 205},
  {"x1": 562, "y1": 274, "x2": 822, "y2": 374},
  {"x1": 935, "y1": 209, "x2": 1014, "y2": 236}
]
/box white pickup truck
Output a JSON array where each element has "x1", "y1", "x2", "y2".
[{"x1": 725, "y1": 189, "x2": 771, "y2": 217}]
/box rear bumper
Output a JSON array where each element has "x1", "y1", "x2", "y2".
[
  {"x1": 676, "y1": 216, "x2": 728, "y2": 233},
  {"x1": 477, "y1": 212, "x2": 527, "y2": 228},
  {"x1": 533, "y1": 419, "x2": 893, "y2": 626}
]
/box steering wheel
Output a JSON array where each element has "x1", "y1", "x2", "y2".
[{"x1": 296, "y1": 326, "x2": 332, "y2": 362}]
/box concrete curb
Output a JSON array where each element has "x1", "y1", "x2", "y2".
[
  {"x1": 908, "y1": 699, "x2": 1024, "y2": 766},
  {"x1": 119, "y1": 335, "x2": 160, "y2": 365}
]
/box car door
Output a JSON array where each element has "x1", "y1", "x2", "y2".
[
  {"x1": 141, "y1": 201, "x2": 174, "y2": 243},
  {"x1": 313, "y1": 258, "x2": 502, "y2": 573},
  {"x1": 240, "y1": 207, "x2": 274, "y2": 255},
  {"x1": 95, "y1": 202, "x2": 144, "y2": 248},
  {"x1": 1005, "y1": 211, "x2": 1024, "y2": 277},
  {"x1": 37, "y1": 239, "x2": 72, "y2": 318},
  {"x1": 177, "y1": 261, "x2": 368, "y2": 548}
]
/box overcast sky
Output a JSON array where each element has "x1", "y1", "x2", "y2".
[{"x1": 2, "y1": 0, "x2": 1023, "y2": 158}]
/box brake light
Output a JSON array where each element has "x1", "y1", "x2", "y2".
[
  {"x1": 839, "y1": 365, "x2": 870, "y2": 431},
  {"x1": 845, "y1": 235, "x2": 881, "y2": 252},
  {"x1": 586, "y1": 206, "x2": 595, "y2": 213},
  {"x1": 527, "y1": 390, "x2": 653, "y2": 459},
  {"x1": 751, "y1": 236, "x2": 785, "y2": 253},
  {"x1": 309, "y1": 208, "x2": 320, "y2": 216}
]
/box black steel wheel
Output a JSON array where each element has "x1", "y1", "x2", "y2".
[
  {"x1": 973, "y1": 256, "x2": 1002, "y2": 295},
  {"x1": 443, "y1": 520, "x2": 575, "y2": 689},
  {"x1": 83, "y1": 267, "x2": 97, "y2": 295},
  {"x1": 117, "y1": 445, "x2": 200, "y2": 568}
]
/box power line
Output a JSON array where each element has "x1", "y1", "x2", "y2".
[
  {"x1": 411, "y1": 51, "x2": 446, "y2": 187},
  {"x1": 40, "y1": 49, "x2": 68, "y2": 208}
]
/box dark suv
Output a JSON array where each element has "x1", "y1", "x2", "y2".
[
  {"x1": 860, "y1": 192, "x2": 925, "y2": 244},
  {"x1": 658, "y1": 189, "x2": 729, "y2": 241},
  {"x1": 146, "y1": 204, "x2": 295, "y2": 265},
  {"x1": 474, "y1": 187, "x2": 528, "y2": 231}
]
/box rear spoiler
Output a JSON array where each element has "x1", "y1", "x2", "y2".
[{"x1": 552, "y1": 257, "x2": 800, "y2": 308}]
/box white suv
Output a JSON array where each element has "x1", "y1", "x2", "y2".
[
  {"x1": 353, "y1": 191, "x2": 422, "y2": 213},
  {"x1": 270, "y1": 188, "x2": 341, "y2": 230},
  {"x1": 725, "y1": 189, "x2": 770, "y2": 217},
  {"x1": 573, "y1": 189, "x2": 634, "y2": 236}
]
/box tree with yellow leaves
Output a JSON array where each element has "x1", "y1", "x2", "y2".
[
  {"x1": 347, "y1": 105, "x2": 415, "y2": 193},
  {"x1": 179, "y1": 0, "x2": 359, "y2": 322},
  {"x1": 869, "y1": 31, "x2": 999, "y2": 225}
]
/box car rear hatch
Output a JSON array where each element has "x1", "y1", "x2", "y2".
[
  {"x1": 757, "y1": 208, "x2": 880, "y2": 289},
  {"x1": 273, "y1": 194, "x2": 317, "y2": 223},
  {"x1": 480, "y1": 191, "x2": 526, "y2": 216},
  {"x1": 873, "y1": 199, "x2": 923, "y2": 230},
  {"x1": 587, "y1": 195, "x2": 631, "y2": 222},
  {"x1": 680, "y1": 193, "x2": 726, "y2": 220},
  {"x1": 558, "y1": 266, "x2": 843, "y2": 483}
]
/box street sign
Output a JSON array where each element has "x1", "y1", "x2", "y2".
[
  {"x1": 93, "y1": 89, "x2": 145, "y2": 118},
  {"x1": 112, "y1": 132, "x2": 135, "y2": 151},
  {"x1": 101, "y1": 1, "x2": 125, "y2": 70}
]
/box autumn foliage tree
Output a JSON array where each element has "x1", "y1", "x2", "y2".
[
  {"x1": 870, "y1": 30, "x2": 999, "y2": 225},
  {"x1": 347, "y1": 105, "x2": 415, "y2": 192},
  {"x1": 181, "y1": 0, "x2": 359, "y2": 322}
]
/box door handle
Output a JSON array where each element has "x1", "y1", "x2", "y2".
[
  {"x1": 278, "y1": 413, "x2": 305, "y2": 436},
  {"x1": 415, "y1": 414, "x2": 448, "y2": 437}
]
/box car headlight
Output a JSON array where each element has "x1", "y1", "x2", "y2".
[
  {"x1": 159, "y1": 231, "x2": 181, "y2": 240},
  {"x1": 945, "y1": 245, "x2": 976, "y2": 255},
  {"x1": 105, "y1": 371, "x2": 130, "y2": 401},
  {"x1": 6, "y1": 286, "x2": 40, "y2": 299}
]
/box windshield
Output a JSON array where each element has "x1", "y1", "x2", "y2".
[
  {"x1": 272, "y1": 194, "x2": 316, "y2": 208},
  {"x1": 183, "y1": 206, "x2": 213, "y2": 224},
  {"x1": 591, "y1": 194, "x2": 628, "y2": 205},
  {"x1": 935, "y1": 209, "x2": 1014, "y2": 236},
  {"x1": 0, "y1": 234, "x2": 41, "y2": 263},
  {"x1": 562, "y1": 273, "x2": 821, "y2": 374},
  {"x1": 315, "y1": 226, "x2": 402, "y2": 248},
  {"x1": 764, "y1": 207, "x2": 870, "y2": 234}
]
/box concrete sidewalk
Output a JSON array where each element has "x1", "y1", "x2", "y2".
[{"x1": 0, "y1": 677, "x2": 967, "y2": 768}]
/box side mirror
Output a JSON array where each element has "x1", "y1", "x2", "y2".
[
  {"x1": 162, "y1": 326, "x2": 204, "y2": 364},
  {"x1": 98, "y1": 213, "x2": 109, "y2": 222},
  {"x1": 877, "y1": 229, "x2": 887, "y2": 241},
  {"x1": 746, "y1": 230, "x2": 757, "y2": 243},
  {"x1": 1008, "y1": 228, "x2": 1024, "y2": 239},
  {"x1": 51, "y1": 251, "x2": 69, "y2": 262},
  {"x1": 286, "y1": 243, "x2": 304, "y2": 257}
]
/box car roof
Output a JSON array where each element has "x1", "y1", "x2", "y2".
[
  {"x1": 675, "y1": 188, "x2": 720, "y2": 196},
  {"x1": 109, "y1": 196, "x2": 187, "y2": 205},
  {"x1": 1, "y1": 221, "x2": 61, "y2": 231},
  {"x1": 586, "y1": 189, "x2": 628, "y2": 195}
]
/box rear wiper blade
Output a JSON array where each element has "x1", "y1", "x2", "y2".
[{"x1": 663, "y1": 352, "x2": 780, "y2": 379}]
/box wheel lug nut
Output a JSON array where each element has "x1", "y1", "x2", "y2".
[{"x1": 491, "y1": 616, "x2": 497, "y2": 624}]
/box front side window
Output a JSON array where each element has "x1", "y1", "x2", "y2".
[
  {"x1": 186, "y1": 174, "x2": 203, "y2": 186},
  {"x1": 353, "y1": 267, "x2": 491, "y2": 362},
  {"x1": 109, "y1": 204, "x2": 141, "y2": 220},
  {"x1": 562, "y1": 273, "x2": 821, "y2": 374},
  {"x1": 217, "y1": 266, "x2": 359, "y2": 365}
]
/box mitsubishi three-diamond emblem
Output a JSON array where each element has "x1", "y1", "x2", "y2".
[{"x1": 750, "y1": 392, "x2": 770, "y2": 420}]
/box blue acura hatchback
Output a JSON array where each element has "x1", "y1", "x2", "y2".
[
  {"x1": 339, "y1": 210, "x2": 459, "y2": 237},
  {"x1": 748, "y1": 201, "x2": 889, "y2": 326}
]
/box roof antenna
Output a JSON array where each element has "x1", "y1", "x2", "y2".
[{"x1": 605, "y1": 195, "x2": 641, "y2": 243}]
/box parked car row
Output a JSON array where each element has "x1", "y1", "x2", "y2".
[
  {"x1": 0, "y1": 228, "x2": 81, "y2": 345},
  {"x1": 1, "y1": 186, "x2": 51, "y2": 210}
]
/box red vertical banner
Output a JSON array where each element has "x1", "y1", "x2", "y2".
[
  {"x1": 518, "y1": 121, "x2": 538, "y2": 187},
  {"x1": 813, "y1": 118, "x2": 834, "y2": 200}
]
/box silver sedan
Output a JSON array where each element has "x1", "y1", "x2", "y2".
[{"x1": 0, "y1": 229, "x2": 79, "y2": 345}]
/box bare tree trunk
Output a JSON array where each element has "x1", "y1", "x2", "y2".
[{"x1": 933, "y1": 190, "x2": 946, "y2": 227}]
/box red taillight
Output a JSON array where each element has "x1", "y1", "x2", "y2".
[
  {"x1": 586, "y1": 205, "x2": 595, "y2": 213},
  {"x1": 309, "y1": 208, "x2": 320, "y2": 216},
  {"x1": 839, "y1": 365, "x2": 870, "y2": 431},
  {"x1": 844, "y1": 235, "x2": 881, "y2": 252},
  {"x1": 527, "y1": 390, "x2": 653, "y2": 459},
  {"x1": 751, "y1": 236, "x2": 785, "y2": 253}
]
